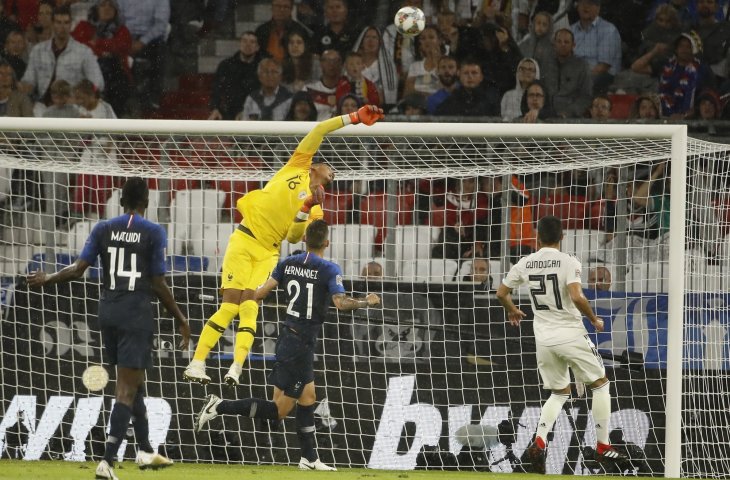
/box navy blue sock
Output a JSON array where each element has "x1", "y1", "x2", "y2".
[
  {"x1": 217, "y1": 398, "x2": 278, "y2": 420},
  {"x1": 296, "y1": 404, "x2": 317, "y2": 462},
  {"x1": 104, "y1": 402, "x2": 133, "y2": 464},
  {"x1": 131, "y1": 388, "x2": 154, "y2": 454}
]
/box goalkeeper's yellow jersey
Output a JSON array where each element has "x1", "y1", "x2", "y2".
[{"x1": 236, "y1": 149, "x2": 323, "y2": 250}]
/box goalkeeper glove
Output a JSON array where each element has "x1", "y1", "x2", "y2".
[
  {"x1": 348, "y1": 105, "x2": 385, "y2": 126},
  {"x1": 298, "y1": 185, "x2": 324, "y2": 220}
]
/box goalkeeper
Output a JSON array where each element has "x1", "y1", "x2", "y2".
[{"x1": 184, "y1": 104, "x2": 384, "y2": 386}]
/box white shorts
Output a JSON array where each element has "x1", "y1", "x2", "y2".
[{"x1": 536, "y1": 335, "x2": 606, "y2": 390}]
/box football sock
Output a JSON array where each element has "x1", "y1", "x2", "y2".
[
  {"x1": 296, "y1": 404, "x2": 317, "y2": 462},
  {"x1": 131, "y1": 388, "x2": 154, "y2": 454},
  {"x1": 104, "y1": 402, "x2": 133, "y2": 464},
  {"x1": 535, "y1": 393, "x2": 569, "y2": 446},
  {"x1": 592, "y1": 382, "x2": 611, "y2": 446},
  {"x1": 234, "y1": 300, "x2": 259, "y2": 365},
  {"x1": 193, "y1": 302, "x2": 238, "y2": 362},
  {"x1": 217, "y1": 398, "x2": 278, "y2": 420}
]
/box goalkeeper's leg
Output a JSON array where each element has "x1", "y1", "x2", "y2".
[{"x1": 226, "y1": 295, "x2": 258, "y2": 386}]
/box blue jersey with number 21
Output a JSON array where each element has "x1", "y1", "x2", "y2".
[
  {"x1": 79, "y1": 213, "x2": 167, "y2": 331},
  {"x1": 271, "y1": 252, "x2": 345, "y2": 341}
]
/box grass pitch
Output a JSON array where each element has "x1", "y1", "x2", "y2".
[{"x1": 0, "y1": 460, "x2": 585, "y2": 480}]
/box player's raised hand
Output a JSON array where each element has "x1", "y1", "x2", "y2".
[
  {"x1": 27, "y1": 270, "x2": 47, "y2": 288},
  {"x1": 349, "y1": 105, "x2": 384, "y2": 126},
  {"x1": 507, "y1": 308, "x2": 526, "y2": 326},
  {"x1": 302, "y1": 185, "x2": 325, "y2": 213},
  {"x1": 365, "y1": 293, "x2": 381, "y2": 306}
]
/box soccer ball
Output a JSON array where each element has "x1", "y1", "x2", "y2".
[{"x1": 394, "y1": 6, "x2": 426, "y2": 37}]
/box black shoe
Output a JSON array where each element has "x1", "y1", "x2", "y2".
[
  {"x1": 594, "y1": 446, "x2": 630, "y2": 471},
  {"x1": 520, "y1": 441, "x2": 546, "y2": 474}
]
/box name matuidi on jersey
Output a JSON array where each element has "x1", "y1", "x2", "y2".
[
  {"x1": 284, "y1": 265, "x2": 319, "y2": 279},
  {"x1": 525, "y1": 259, "x2": 561, "y2": 269},
  {"x1": 110, "y1": 231, "x2": 141, "y2": 243}
]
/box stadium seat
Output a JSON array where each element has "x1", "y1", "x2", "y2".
[
  {"x1": 105, "y1": 188, "x2": 162, "y2": 223},
  {"x1": 168, "y1": 189, "x2": 225, "y2": 254},
  {"x1": 608, "y1": 94, "x2": 638, "y2": 120},
  {"x1": 626, "y1": 262, "x2": 669, "y2": 293},
  {"x1": 360, "y1": 192, "x2": 416, "y2": 244},
  {"x1": 166, "y1": 255, "x2": 209, "y2": 273},
  {"x1": 322, "y1": 192, "x2": 353, "y2": 224},
  {"x1": 68, "y1": 220, "x2": 96, "y2": 255},
  {"x1": 392, "y1": 225, "x2": 436, "y2": 270},
  {"x1": 400, "y1": 259, "x2": 459, "y2": 283},
  {"x1": 189, "y1": 223, "x2": 235, "y2": 272},
  {"x1": 327, "y1": 224, "x2": 377, "y2": 265},
  {"x1": 561, "y1": 229, "x2": 605, "y2": 262},
  {"x1": 536, "y1": 193, "x2": 588, "y2": 230}
]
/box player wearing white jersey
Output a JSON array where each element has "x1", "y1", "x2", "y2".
[{"x1": 496, "y1": 215, "x2": 628, "y2": 473}]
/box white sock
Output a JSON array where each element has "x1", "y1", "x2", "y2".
[
  {"x1": 536, "y1": 393, "x2": 569, "y2": 444},
  {"x1": 591, "y1": 382, "x2": 611, "y2": 445},
  {"x1": 188, "y1": 359, "x2": 205, "y2": 368}
]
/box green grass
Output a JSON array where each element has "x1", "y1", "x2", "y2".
[{"x1": 0, "y1": 460, "x2": 578, "y2": 480}]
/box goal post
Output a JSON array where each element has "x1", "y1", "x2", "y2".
[{"x1": 0, "y1": 117, "x2": 724, "y2": 477}]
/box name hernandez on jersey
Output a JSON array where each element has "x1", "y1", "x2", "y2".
[{"x1": 503, "y1": 247, "x2": 587, "y2": 346}]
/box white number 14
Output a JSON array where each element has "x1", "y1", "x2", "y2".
[{"x1": 107, "y1": 246, "x2": 142, "y2": 291}]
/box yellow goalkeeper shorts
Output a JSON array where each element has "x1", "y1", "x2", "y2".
[{"x1": 220, "y1": 229, "x2": 279, "y2": 291}]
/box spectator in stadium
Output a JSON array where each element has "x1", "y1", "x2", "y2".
[
  {"x1": 20, "y1": 5, "x2": 104, "y2": 115},
  {"x1": 549, "y1": 28, "x2": 592, "y2": 118},
  {"x1": 336, "y1": 51, "x2": 380, "y2": 106},
  {"x1": 194, "y1": 220, "x2": 380, "y2": 472},
  {"x1": 432, "y1": 177, "x2": 489, "y2": 260},
  {"x1": 629, "y1": 5, "x2": 682, "y2": 89},
  {"x1": 74, "y1": 78, "x2": 116, "y2": 118},
  {"x1": 335, "y1": 92, "x2": 361, "y2": 115},
  {"x1": 646, "y1": 0, "x2": 697, "y2": 28},
  {"x1": 497, "y1": 215, "x2": 629, "y2": 473},
  {"x1": 588, "y1": 94, "x2": 612, "y2": 121},
  {"x1": 570, "y1": 0, "x2": 621, "y2": 95},
  {"x1": 404, "y1": 25, "x2": 444, "y2": 98},
  {"x1": 41, "y1": 78, "x2": 80, "y2": 118},
  {"x1": 659, "y1": 32, "x2": 714, "y2": 118},
  {"x1": 463, "y1": 257, "x2": 492, "y2": 291},
  {"x1": 0, "y1": 59, "x2": 31, "y2": 117},
  {"x1": 208, "y1": 31, "x2": 263, "y2": 121},
  {"x1": 692, "y1": 0, "x2": 730, "y2": 81},
  {"x1": 427, "y1": 54, "x2": 459, "y2": 114},
  {"x1": 24, "y1": 1, "x2": 53, "y2": 47},
  {"x1": 361, "y1": 260, "x2": 383, "y2": 278},
  {"x1": 0, "y1": 3, "x2": 19, "y2": 50},
  {"x1": 395, "y1": 92, "x2": 427, "y2": 115},
  {"x1": 115, "y1": 0, "x2": 170, "y2": 114},
  {"x1": 240, "y1": 58, "x2": 292, "y2": 121},
  {"x1": 501, "y1": 57, "x2": 539, "y2": 121},
  {"x1": 437, "y1": 9, "x2": 459, "y2": 54},
  {"x1": 353, "y1": 25, "x2": 398, "y2": 108},
  {"x1": 693, "y1": 88, "x2": 723, "y2": 119},
  {"x1": 71, "y1": 0, "x2": 131, "y2": 118},
  {"x1": 72, "y1": 136, "x2": 118, "y2": 217},
  {"x1": 28, "y1": 177, "x2": 190, "y2": 480},
  {"x1": 435, "y1": 59, "x2": 500, "y2": 116},
  {"x1": 312, "y1": 0, "x2": 357, "y2": 56},
  {"x1": 518, "y1": 11, "x2": 556, "y2": 87},
  {"x1": 479, "y1": 175, "x2": 537, "y2": 262},
  {"x1": 305, "y1": 48, "x2": 342, "y2": 120},
  {"x1": 281, "y1": 30, "x2": 319, "y2": 93},
  {"x1": 628, "y1": 93, "x2": 662, "y2": 120},
  {"x1": 474, "y1": 20, "x2": 523, "y2": 96},
  {"x1": 382, "y1": 0, "x2": 419, "y2": 89},
  {"x1": 3, "y1": 29, "x2": 27, "y2": 79},
  {"x1": 518, "y1": 79, "x2": 555, "y2": 122},
  {"x1": 183, "y1": 105, "x2": 384, "y2": 387},
  {"x1": 255, "y1": 0, "x2": 310, "y2": 63},
  {"x1": 627, "y1": 161, "x2": 670, "y2": 242},
  {"x1": 285, "y1": 90, "x2": 318, "y2": 121},
  {"x1": 588, "y1": 265, "x2": 612, "y2": 291}
]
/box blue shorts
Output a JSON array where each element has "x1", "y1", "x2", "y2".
[
  {"x1": 268, "y1": 327, "x2": 314, "y2": 398},
  {"x1": 101, "y1": 326, "x2": 154, "y2": 369}
]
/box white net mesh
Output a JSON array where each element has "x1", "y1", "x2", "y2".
[{"x1": 0, "y1": 119, "x2": 727, "y2": 477}]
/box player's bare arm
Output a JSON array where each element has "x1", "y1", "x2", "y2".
[
  {"x1": 150, "y1": 276, "x2": 191, "y2": 350},
  {"x1": 567, "y1": 283, "x2": 604, "y2": 332},
  {"x1": 332, "y1": 292, "x2": 380, "y2": 311},
  {"x1": 27, "y1": 258, "x2": 91, "y2": 287},
  {"x1": 496, "y1": 283, "x2": 527, "y2": 326},
  {"x1": 253, "y1": 277, "x2": 279, "y2": 302}
]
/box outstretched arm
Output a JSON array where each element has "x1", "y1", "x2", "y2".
[
  {"x1": 332, "y1": 292, "x2": 381, "y2": 311},
  {"x1": 496, "y1": 283, "x2": 526, "y2": 326},
  {"x1": 254, "y1": 277, "x2": 280, "y2": 302},
  {"x1": 27, "y1": 259, "x2": 91, "y2": 287},
  {"x1": 297, "y1": 105, "x2": 385, "y2": 155}
]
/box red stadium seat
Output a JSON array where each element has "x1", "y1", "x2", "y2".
[
  {"x1": 609, "y1": 94, "x2": 638, "y2": 120},
  {"x1": 361, "y1": 193, "x2": 415, "y2": 244},
  {"x1": 322, "y1": 192, "x2": 353, "y2": 224},
  {"x1": 536, "y1": 193, "x2": 588, "y2": 229}
]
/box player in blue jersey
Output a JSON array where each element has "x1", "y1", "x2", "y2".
[
  {"x1": 193, "y1": 219, "x2": 379, "y2": 471},
  {"x1": 28, "y1": 178, "x2": 190, "y2": 480}
]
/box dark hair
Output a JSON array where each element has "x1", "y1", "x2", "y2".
[
  {"x1": 553, "y1": 27, "x2": 574, "y2": 42},
  {"x1": 120, "y1": 177, "x2": 149, "y2": 211},
  {"x1": 52, "y1": 4, "x2": 71, "y2": 19},
  {"x1": 281, "y1": 28, "x2": 314, "y2": 84},
  {"x1": 305, "y1": 219, "x2": 329, "y2": 250},
  {"x1": 285, "y1": 90, "x2": 318, "y2": 120},
  {"x1": 520, "y1": 79, "x2": 555, "y2": 118},
  {"x1": 336, "y1": 93, "x2": 362, "y2": 115},
  {"x1": 74, "y1": 79, "x2": 99, "y2": 98},
  {"x1": 537, "y1": 215, "x2": 562, "y2": 245}
]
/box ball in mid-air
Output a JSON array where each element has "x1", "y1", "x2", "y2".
[{"x1": 394, "y1": 6, "x2": 426, "y2": 37}]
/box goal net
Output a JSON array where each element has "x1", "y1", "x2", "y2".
[{"x1": 0, "y1": 118, "x2": 726, "y2": 477}]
